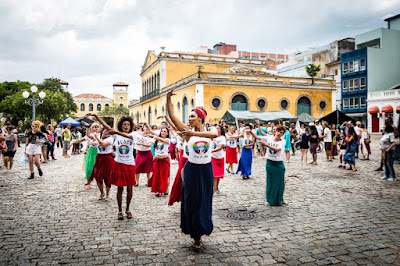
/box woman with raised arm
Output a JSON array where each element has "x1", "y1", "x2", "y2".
[
  {"x1": 251, "y1": 121, "x2": 287, "y2": 206},
  {"x1": 211, "y1": 125, "x2": 226, "y2": 193},
  {"x1": 87, "y1": 113, "x2": 136, "y2": 220},
  {"x1": 134, "y1": 124, "x2": 155, "y2": 186},
  {"x1": 149, "y1": 125, "x2": 171, "y2": 197},
  {"x1": 225, "y1": 126, "x2": 242, "y2": 174},
  {"x1": 166, "y1": 89, "x2": 217, "y2": 251}
]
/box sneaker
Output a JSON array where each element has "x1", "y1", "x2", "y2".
[
  {"x1": 28, "y1": 173, "x2": 34, "y2": 179},
  {"x1": 375, "y1": 168, "x2": 383, "y2": 172},
  {"x1": 38, "y1": 169, "x2": 43, "y2": 176},
  {"x1": 338, "y1": 165, "x2": 342, "y2": 168},
  {"x1": 380, "y1": 176, "x2": 388, "y2": 180},
  {"x1": 387, "y1": 177, "x2": 396, "y2": 181}
]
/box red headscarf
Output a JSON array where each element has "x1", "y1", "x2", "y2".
[{"x1": 194, "y1": 108, "x2": 207, "y2": 122}]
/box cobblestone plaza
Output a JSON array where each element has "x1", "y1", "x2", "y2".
[{"x1": 0, "y1": 135, "x2": 399, "y2": 265}]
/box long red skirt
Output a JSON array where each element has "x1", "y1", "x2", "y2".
[
  {"x1": 151, "y1": 158, "x2": 170, "y2": 193},
  {"x1": 135, "y1": 150, "x2": 154, "y2": 173},
  {"x1": 90, "y1": 153, "x2": 114, "y2": 185},
  {"x1": 109, "y1": 162, "x2": 136, "y2": 187},
  {"x1": 226, "y1": 146, "x2": 238, "y2": 164},
  {"x1": 169, "y1": 143, "x2": 177, "y2": 160},
  {"x1": 212, "y1": 157, "x2": 225, "y2": 178},
  {"x1": 168, "y1": 152, "x2": 188, "y2": 206}
]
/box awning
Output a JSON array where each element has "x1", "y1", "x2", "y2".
[
  {"x1": 382, "y1": 105, "x2": 393, "y2": 113},
  {"x1": 396, "y1": 106, "x2": 400, "y2": 112},
  {"x1": 368, "y1": 106, "x2": 379, "y2": 114}
]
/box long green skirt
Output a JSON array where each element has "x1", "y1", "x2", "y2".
[
  {"x1": 266, "y1": 159, "x2": 285, "y2": 206},
  {"x1": 85, "y1": 147, "x2": 98, "y2": 181}
]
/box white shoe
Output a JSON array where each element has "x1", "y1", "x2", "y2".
[
  {"x1": 380, "y1": 176, "x2": 388, "y2": 180},
  {"x1": 387, "y1": 177, "x2": 396, "y2": 181}
]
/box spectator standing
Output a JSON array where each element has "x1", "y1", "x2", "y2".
[
  {"x1": 3, "y1": 125, "x2": 18, "y2": 170},
  {"x1": 380, "y1": 123, "x2": 396, "y2": 181},
  {"x1": 54, "y1": 125, "x2": 63, "y2": 148},
  {"x1": 320, "y1": 121, "x2": 332, "y2": 162}
]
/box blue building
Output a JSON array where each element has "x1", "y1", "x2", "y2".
[{"x1": 340, "y1": 14, "x2": 400, "y2": 129}]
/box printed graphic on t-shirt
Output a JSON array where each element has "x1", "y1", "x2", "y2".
[
  {"x1": 228, "y1": 139, "x2": 236, "y2": 145},
  {"x1": 156, "y1": 143, "x2": 164, "y2": 150},
  {"x1": 244, "y1": 139, "x2": 251, "y2": 145},
  {"x1": 118, "y1": 145, "x2": 130, "y2": 154},
  {"x1": 193, "y1": 141, "x2": 209, "y2": 154},
  {"x1": 185, "y1": 145, "x2": 189, "y2": 156},
  {"x1": 98, "y1": 146, "x2": 106, "y2": 152}
]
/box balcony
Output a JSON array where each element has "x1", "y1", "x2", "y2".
[
  {"x1": 140, "y1": 89, "x2": 160, "y2": 102},
  {"x1": 368, "y1": 89, "x2": 400, "y2": 101}
]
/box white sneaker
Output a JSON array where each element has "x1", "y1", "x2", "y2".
[
  {"x1": 387, "y1": 177, "x2": 396, "y2": 181},
  {"x1": 381, "y1": 176, "x2": 388, "y2": 180}
]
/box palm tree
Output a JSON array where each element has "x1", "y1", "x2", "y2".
[{"x1": 305, "y1": 63, "x2": 321, "y2": 85}]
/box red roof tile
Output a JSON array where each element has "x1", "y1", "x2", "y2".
[
  {"x1": 59, "y1": 80, "x2": 69, "y2": 85},
  {"x1": 74, "y1": 94, "x2": 110, "y2": 99},
  {"x1": 113, "y1": 82, "x2": 129, "y2": 86}
]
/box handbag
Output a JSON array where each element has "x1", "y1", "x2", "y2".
[
  {"x1": 0, "y1": 141, "x2": 7, "y2": 153},
  {"x1": 364, "y1": 138, "x2": 371, "y2": 145}
]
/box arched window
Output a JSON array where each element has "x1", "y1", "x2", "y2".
[
  {"x1": 231, "y1": 94, "x2": 248, "y2": 110},
  {"x1": 136, "y1": 112, "x2": 139, "y2": 125},
  {"x1": 119, "y1": 103, "x2": 123, "y2": 107},
  {"x1": 148, "y1": 107, "x2": 152, "y2": 125},
  {"x1": 119, "y1": 96, "x2": 124, "y2": 99},
  {"x1": 89, "y1": 103, "x2": 93, "y2": 111},
  {"x1": 297, "y1": 96, "x2": 311, "y2": 115},
  {"x1": 182, "y1": 97, "x2": 188, "y2": 124},
  {"x1": 97, "y1": 103, "x2": 101, "y2": 111},
  {"x1": 105, "y1": 103, "x2": 110, "y2": 108},
  {"x1": 157, "y1": 71, "x2": 160, "y2": 90},
  {"x1": 80, "y1": 103, "x2": 85, "y2": 112}
]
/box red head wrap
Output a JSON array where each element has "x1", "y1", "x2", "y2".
[{"x1": 194, "y1": 108, "x2": 207, "y2": 122}]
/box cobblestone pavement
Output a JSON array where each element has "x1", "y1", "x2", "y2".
[{"x1": 0, "y1": 135, "x2": 399, "y2": 265}]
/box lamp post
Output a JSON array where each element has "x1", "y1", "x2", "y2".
[{"x1": 22, "y1": 85, "x2": 46, "y2": 121}]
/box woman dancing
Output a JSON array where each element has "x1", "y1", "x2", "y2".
[
  {"x1": 166, "y1": 89, "x2": 217, "y2": 250},
  {"x1": 211, "y1": 125, "x2": 226, "y2": 193},
  {"x1": 225, "y1": 126, "x2": 242, "y2": 174},
  {"x1": 236, "y1": 124, "x2": 255, "y2": 179},
  {"x1": 134, "y1": 125, "x2": 155, "y2": 186}
]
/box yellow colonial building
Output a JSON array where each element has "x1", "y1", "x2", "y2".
[
  {"x1": 74, "y1": 82, "x2": 129, "y2": 117},
  {"x1": 129, "y1": 51, "x2": 335, "y2": 125}
]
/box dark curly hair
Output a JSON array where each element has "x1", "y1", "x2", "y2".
[
  {"x1": 154, "y1": 127, "x2": 170, "y2": 148},
  {"x1": 117, "y1": 116, "x2": 134, "y2": 133}
]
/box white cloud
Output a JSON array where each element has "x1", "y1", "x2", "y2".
[{"x1": 0, "y1": 0, "x2": 399, "y2": 101}]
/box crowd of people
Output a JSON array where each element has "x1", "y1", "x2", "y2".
[{"x1": 1, "y1": 103, "x2": 398, "y2": 250}]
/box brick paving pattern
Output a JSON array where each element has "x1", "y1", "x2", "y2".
[{"x1": 0, "y1": 135, "x2": 399, "y2": 265}]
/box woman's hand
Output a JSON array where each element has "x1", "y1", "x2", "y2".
[
  {"x1": 181, "y1": 130, "x2": 195, "y2": 137},
  {"x1": 167, "y1": 89, "x2": 176, "y2": 98},
  {"x1": 86, "y1": 113, "x2": 94, "y2": 117},
  {"x1": 157, "y1": 115, "x2": 166, "y2": 120},
  {"x1": 108, "y1": 129, "x2": 117, "y2": 135}
]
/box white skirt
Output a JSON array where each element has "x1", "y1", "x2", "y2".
[{"x1": 26, "y1": 144, "x2": 42, "y2": 155}]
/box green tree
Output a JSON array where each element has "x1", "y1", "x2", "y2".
[
  {"x1": 305, "y1": 63, "x2": 321, "y2": 85},
  {"x1": 0, "y1": 78, "x2": 77, "y2": 126},
  {"x1": 98, "y1": 105, "x2": 129, "y2": 123}
]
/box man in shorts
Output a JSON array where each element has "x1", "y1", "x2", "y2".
[
  {"x1": 62, "y1": 124, "x2": 71, "y2": 157},
  {"x1": 309, "y1": 122, "x2": 319, "y2": 165}
]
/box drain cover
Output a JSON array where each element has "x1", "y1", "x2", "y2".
[{"x1": 227, "y1": 210, "x2": 256, "y2": 220}]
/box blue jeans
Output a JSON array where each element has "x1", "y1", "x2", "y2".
[{"x1": 384, "y1": 150, "x2": 395, "y2": 179}]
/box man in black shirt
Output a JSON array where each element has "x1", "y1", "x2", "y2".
[{"x1": 309, "y1": 122, "x2": 319, "y2": 165}]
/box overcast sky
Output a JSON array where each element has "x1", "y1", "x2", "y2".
[{"x1": 0, "y1": 0, "x2": 399, "y2": 100}]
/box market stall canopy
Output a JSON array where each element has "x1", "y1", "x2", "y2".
[
  {"x1": 297, "y1": 112, "x2": 317, "y2": 123},
  {"x1": 220, "y1": 110, "x2": 296, "y2": 123},
  {"x1": 75, "y1": 116, "x2": 95, "y2": 125},
  {"x1": 317, "y1": 110, "x2": 354, "y2": 125},
  {"x1": 59, "y1": 117, "x2": 81, "y2": 127}
]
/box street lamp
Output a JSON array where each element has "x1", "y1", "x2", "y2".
[{"x1": 22, "y1": 85, "x2": 46, "y2": 121}]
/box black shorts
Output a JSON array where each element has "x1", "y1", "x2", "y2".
[
  {"x1": 324, "y1": 142, "x2": 332, "y2": 151},
  {"x1": 4, "y1": 151, "x2": 16, "y2": 157}
]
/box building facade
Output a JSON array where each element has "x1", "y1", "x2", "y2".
[
  {"x1": 340, "y1": 14, "x2": 400, "y2": 131},
  {"x1": 113, "y1": 82, "x2": 129, "y2": 107},
  {"x1": 129, "y1": 49, "x2": 335, "y2": 125},
  {"x1": 74, "y1": 94, "x2": 113, "y2": 117}
]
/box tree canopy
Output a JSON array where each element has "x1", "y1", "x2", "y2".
[
  {"x1": 0, "y1": 78, "x2": 77, "y2": 127},
  {"x1": 305, "y1": 63, "x2": 321, "y2": 85},
  {"x1": 98, "y1": 105, "x2": 129, "y2": 122}
]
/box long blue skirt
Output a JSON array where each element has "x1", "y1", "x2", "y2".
[
  {"x1": 344, "y1": 141, "x2": 357, "y2": 166},
  {"x1": 236, "y1": 148, "x2": 252, "y2": 176},
  {"x1": 266, "y1": 159, "x2": 285, "y2": 206},
  {"x1": 181, "y1": 161, "x2": 214, "y2": 241}
]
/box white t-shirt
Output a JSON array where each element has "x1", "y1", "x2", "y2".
[
  {"x1": 183, "y1": 140, "x2": 189, "y2": 158},
  {"x1": 134, "y1": 132, "x2": 154, "y2": 151},
  {"x1": 354, "y1": 126, "x2": 360, "y2": 135},
  {"x1": 261, "y1": 135, "x2": 286, "y2": 161},
  {"x1": 226, "y1": 133, "x2": 238, "y2": 148},
  {"x1": 84, "y1": 135, "x2": 99, "y2": 148},
  {"x1": 155, "y1": 138, "x2": 170, "y2": 156},
  {"x1": 97, "y1": 136, "x2": 114, "y2": 154},
  {"x1": 323, "y1": 127, "x2": 332, "y2": 142},
  {"x1": 170, "y1": 134, "x2": 178, "y2": 145},
  {"x1": 243, "y1": 134, "x2": 253, "y2": 149},
  {"x1": 187, "y1": 136, "x2": 213, "y2": 164},
  {"x1": 54, "y1": 128, "x2": 62, "y2": 137},
  {"x1": 316, "y1": 125, "x2": 323, "y2": 135},
  {"x1": 211, "y1": 136, "x2": 226, "y2": 159},
  {"x1": 113, "y1": 132, "x2": 136, "y2": 165},
  {"x1": 176, "y1": 136, "x2": 184, "y2": 150}
]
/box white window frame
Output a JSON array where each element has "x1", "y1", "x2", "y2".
[
  {"x1": 360, "y1": 77, "x2": 366, "y2": 90},
  {"x1": 349, "y1": 97, "x2": 359, "y2": 109},
  {"x1": 343, "y1": 80, "x2": 348, "y2": 92},
  {"x1": 343, "y1": 98, "x2": 349, "y2": 109},
  {"x1": 349, "y1": 79, "x2": 354, "y2": 91},
  {"x1": 353, "y1": 60, "x2": 359, "y2": 72},
  {"x1": 360, "y1": 96, "x2": 366, "y2": 108},
  {"x1": 354, "y1": 78, "x2": 359, "y2": 91},
  {"x1": 349, "y1": 61, "x2": 354, "y2": 73},
  {"x1": 343, "y1": 62, "x2": 348, "y2": 74},
  {"x1": 360, "y1": 58, "x2": 366, "y2": 71}
]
